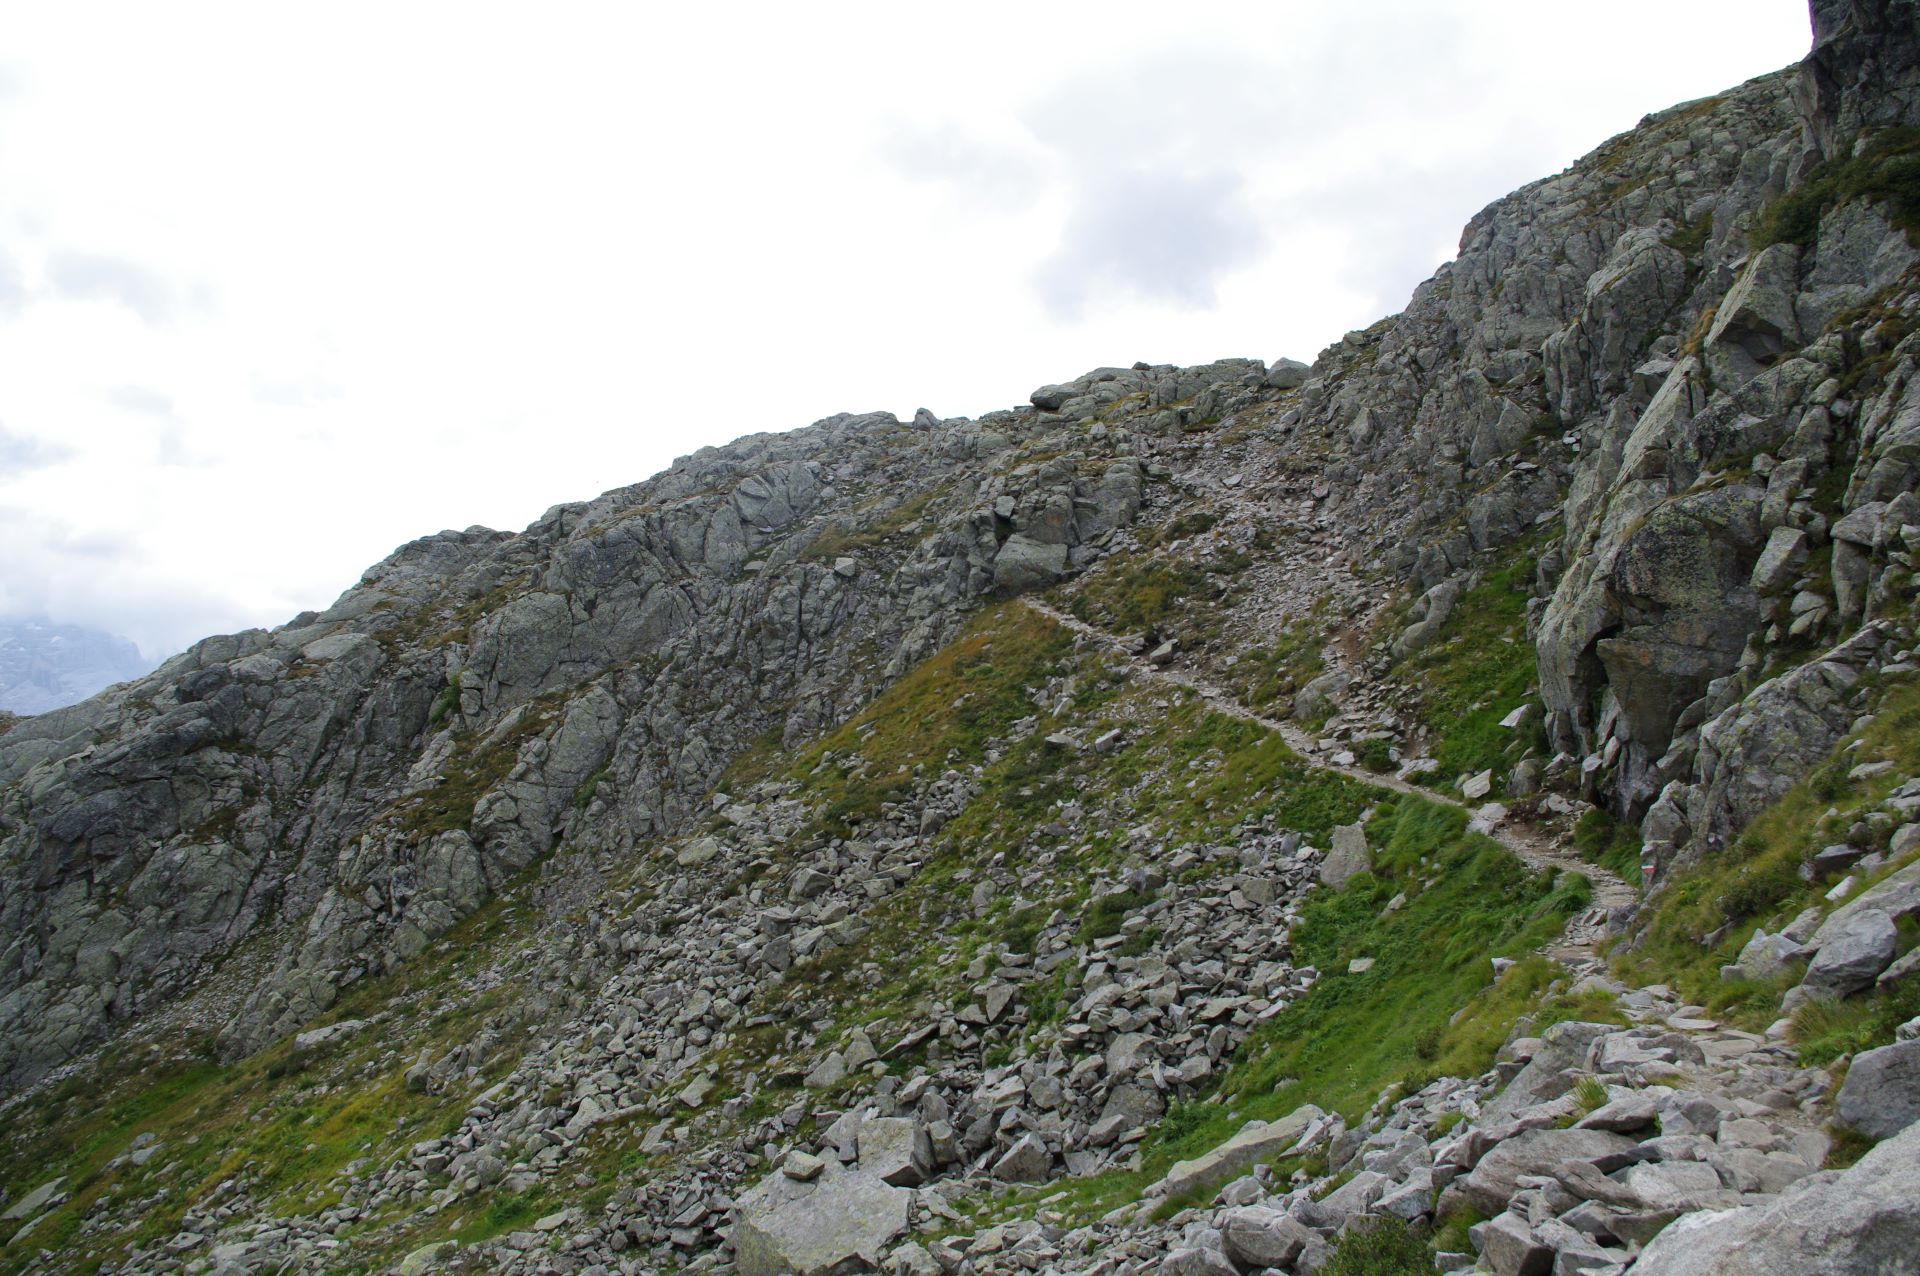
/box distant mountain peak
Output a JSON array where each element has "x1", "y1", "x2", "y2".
[{"x1": 0, "y1": 616, "x2": 155, "y2": 715}]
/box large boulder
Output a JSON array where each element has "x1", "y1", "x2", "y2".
[
  {"x1": 1459, "y1": 1128, "x2": 1637, "y2": 1216},
  {"x1": 1149, "y1": 1106, "x2": 1325, "y2": 1202},
  {"x1": 732, "y1": 1164, "x2": 912, "y2": 1276},
  {"x1": 1319, "y1": 823, "x2": 1372, "y2": 889},
  {"x1": 1836, "y1": 1038, "x2": 1920, "y2": 1140},
  {"x1": 1702, "y1": 244, "x2": 1802, "y2": 388},
  {"x1": 1482, "y1": 1021, "x2": 1616, "y2": 1121},
  {"x1": 1801, "y1": 907, "x2": 1898, "y2": 999},
  {"x1": 1630, "y1": 1119, "x2": 1920, "y2": 1274},
  {"x1": 1218, "y1": 1206, "x2": 1313, "y2": 1269},
  {"x1": 992, "y1": 535, "x2": 1070, "y2": 593},
  {"x1": 1808, "y1": 861, "x2": 1920, "y2": 949}
]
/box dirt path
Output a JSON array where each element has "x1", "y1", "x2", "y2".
[{"x1": 1020, "y1": 596, "x2": 1636, "y2": 968}]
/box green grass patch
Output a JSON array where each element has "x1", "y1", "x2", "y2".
[
  {"x1": 1572, "y1": 807, "x2": 1643, "y2": 881},
  {"x1": 1232, "y1": 611, "x2": 1329, "y2": 710},
  {"x1": 1791, "y1": 983, "x2": 1920, "y2": 1067},
  {"x1": 1393, "y1": 546, "x2": 1546, "y2": 791},
  {"x1": 1322, "y1": 1216, "x2": 1433, "y2": 1275},
  {"x1": 1618, "y1": 671, "x2": 1920, "y2": 1012},
  {"x1": 1753, "y1": 126, "x2": 1920, "y2": 250},
  {"x1": 0, "y1": 884, "x2": 543, "y2": 1276},
  {"x1": 790, "y1": 601, "x2": 1076, "y2": 835},
  {"x1": 1069, "y1": 557, "x2": 1216, "y2": 637}
]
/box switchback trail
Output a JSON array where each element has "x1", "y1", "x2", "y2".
[{"x1": 1018, "y1": 596, "x2": 1637, "y2": 968}]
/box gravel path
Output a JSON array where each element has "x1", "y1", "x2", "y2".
[{"x1": 1020, "y1": 596, "x2": 1637, "y2": 968}]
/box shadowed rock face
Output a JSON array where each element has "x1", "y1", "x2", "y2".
[{"x1": 1797, "y1": 0, "x2": 1920, "y2": 162}]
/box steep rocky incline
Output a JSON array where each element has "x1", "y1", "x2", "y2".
[
  {"x1": 6, "y1": 4, "x2": 1920, "y2": 1276},
  {"x1": 0, "y1": 388, "x2": 1223, "y2": 1085}
]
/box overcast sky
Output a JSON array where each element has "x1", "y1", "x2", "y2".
[{"x1": 0, "y1": 2, "x2": 1814, "y2": 660}]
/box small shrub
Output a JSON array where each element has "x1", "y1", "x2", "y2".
[
  {"x1": 1321, "y1": 1216, "x2": 1432, "y2": 1276},
  {"x1": 1571, "y1": 807, "x2": 1642, "y2": 880},
  {"x1": 1355, "y1": 738, "x2": 1396, "y2": 774},
  {"x1": 1752, "y1": 126, "x2": 1920, "y2": 250},
  {"x1": 1718, "y1": 860, "x2": 1801, "y2": 925},
  {"x1": 1825, "y1": 1123, "x2": 1877, "y2": 1169},
  {"x1": 1080, "y1": 889, "x2": 1153, "y2": 944},
  {"x1": 427, "y1": 681, "x2": 461, "y2": 728},
  {"x1": 1000, "y1": 905, "x2": 1048, "y2": 955}
]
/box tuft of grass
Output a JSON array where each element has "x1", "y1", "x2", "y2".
[
  {"x1": 1431, "y1": 1204, "x2": 1488, "y2": 1257},
  {"x1": 1573, "y1": 1076, "x2": 1609, "y2": 1115},
  {"x1": 1321, "y1": 1216, "x2": 1433, "y2": 1276},
  {"x1": 1619, "y1": 673, "x2": 1920, "y2": 1010},
  {"x1": 1824, "y1": 1124, "x2": 1877, "y2": 1169},
  {"x1": 1080, "y1": 890, "x2": 1154, "y2": 944},
  {"x1": 1791, "y1": 983, "x2": 1920, "y2": 1067},
  {"x1": 1394, "y1": 545, "x2": 1546, "y2": 791},
  {"x1": 1572, "y1": 807, "x2": 1643, "y2": 881},
  {"x1": 1752, "y1": 126, "x2": 1920, "y2": 250}
]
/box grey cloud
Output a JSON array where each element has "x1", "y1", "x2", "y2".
[
  {"x1": 1034, "y1": 169, "x2": 1265, "y2": 317},
  {"x1": 0, "y1": 247, "x2": 22, "y2": 316},
  {"x1": 0, "y1": 425, "x2": 72, "y2": 473},
  {"x1": 879, "y1": 123, "x2": 1044, "y2": 211},
  {"x1": 47, "y1": 252, "x2": 177, "y2": 324},
  {"x1": 250, "y1": 375, "x2": 343, "y2": 408},
  {"x1": 903, "y1": 15, "x2": 1486, "y2": 320},
  {"x1": 102, "y1": 384, "x2": 208, "y2": 467},
  {"x1": 0, "y1": 505, "x2": 239, "y2": 660},
  {"x1": 107, "y1": 384, "x2": 174, "y2": 416}
]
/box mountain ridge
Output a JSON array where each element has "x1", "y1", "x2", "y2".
[{"x1": 5, "y1": 4, "x2": 1920, "y2": 1273}]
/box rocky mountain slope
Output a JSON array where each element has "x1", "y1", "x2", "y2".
[{"x1": 6, "y1": 3, "x2": 1920, "y2": 1273}]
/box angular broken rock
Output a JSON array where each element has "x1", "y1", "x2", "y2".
[
  {"x1": 1629, "y1": 1119, "x2": 1920, "y2": 1274},
  {"x1": 733, "y1": 1164, "x2": 912, "y2": 1276},
  {"x1": 1149, "y1": 1105, "x2": 1325, "y2": 1200},
  {"x1": 1459, "y1": 1128, "x2": 1636, "y2": 1215},
  {"x1": 1835, "y1": 1038, "x2": 1920, "y2": 1140},
  {"x1": 1801, "y1": 907, "x2": 1898, "y2": 999},
  {"x1": 0, "y1": 1177, "x2": 65, "y2": 1224},
  {"x1": 857, "y1": 1117, "x2": 933, "y2": 1187},
  {"x1": 1471, "y1": 1210, "x2": 1553, "y2": 1276},
  {"x1": 1319, "y1": 823, "x2": 1372, "y2": 889},
  {"x1": 1218, "y1": 1205, "x2": 1312, "y2": 1268},
  {"x1": 992, "y1": 1132, "x2": 1051, "y2": 1183}
]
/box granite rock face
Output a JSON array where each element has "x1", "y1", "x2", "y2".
[
  {"x1": 0, "y1": 398, "x2": 1170, "y2": 1085},
  {"x1": 1631, "y1": 1119, "x2": 1920, "y2": 1275}
]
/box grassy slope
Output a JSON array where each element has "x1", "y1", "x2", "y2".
[
  {"x1": 0, "y1": 591, "x2": 1605, "y2": 1271},
  {"x1": 1618, "y1": 668, "x2": 1920, "y2": 1061},
  {"x1": 0, "y1": 892, "x2": 538, "y2": 1274},
  {"x1": 1389, "y1": 545, "x2": 1547, "y2": 792}
]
